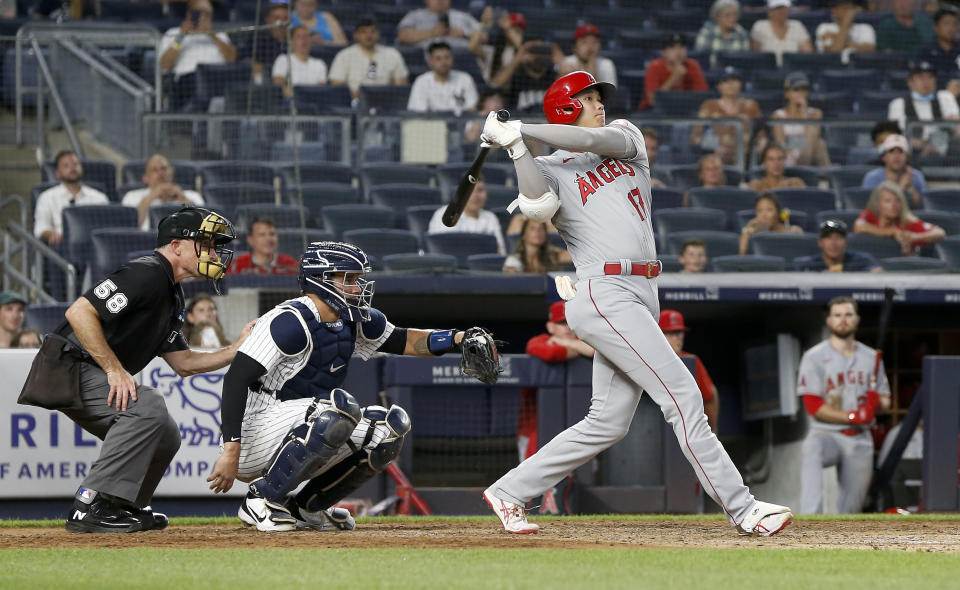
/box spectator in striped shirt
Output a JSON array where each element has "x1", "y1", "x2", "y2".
[{"x1": 695, "y1": 0, "x2": 750, "y2": 68}]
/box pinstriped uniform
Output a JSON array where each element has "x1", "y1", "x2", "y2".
[{"x1": 232, "y1": 296, "x2": 393, "y2": 479}]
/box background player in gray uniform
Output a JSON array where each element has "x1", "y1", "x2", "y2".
[
  {"x1": 797, "y1": 296, "x2": 891, "y2": 514},
  {"x1": 477, "y1": 71, "x2": 792, "y2": 536},
  {"x1": 208, "y1": 241, "x2": 495, "y2": 531}
]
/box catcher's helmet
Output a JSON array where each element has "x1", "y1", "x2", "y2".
[
  {"x1": 299, "y1": 241, "x2": 374, "y2": 322},
  {"x1": 543, "y1": 70, "x2": 616, "y2": 125}
]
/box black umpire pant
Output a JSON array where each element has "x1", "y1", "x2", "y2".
[{"x1": 63, "y1": 363, "x2": 181, "y2": 507}]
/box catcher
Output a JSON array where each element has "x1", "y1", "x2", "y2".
[{"x1": 208, "y1": 241, "x2": 501, "y2": 531}]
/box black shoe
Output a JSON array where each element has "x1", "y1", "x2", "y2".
[
  {"x1": 133, "y1": 506, "x2": 169, "y2": 531},
  {"x1": 65, "y1": 489, "x2": 145, "y2": 534}
]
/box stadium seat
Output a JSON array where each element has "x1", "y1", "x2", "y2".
[
  {"x1": 616, "y1": 29, "x2": 672, "y2": 49},
  {"x1": 146, "y1": 203, "x2": 190, "y2": 231},
  {"x1": 653, "y1": 207, "x2": 729, "y2": 239},
  {"x1": 359, "y1": 164, "x2": 437, "y2": 201},
  {"x1": 917, "y1": 211, "x2": 960, "y2": 235},
  {"x1": 358, "y1": 85, "x2": 411, "y2": 114},
  {"x1": 816, "y1": 209, "x2": 862, "y2": 230},
  {"x1": 274, "y1": 228, "x2": 333, "y2": 257},
  {"x1": 270, "y1": 142, "x2": 329, "y2": 162},
  {"x1": 406, "y1": 205, "x2": 439, "y2": 240},
  {"x1": 669, "y1": 166, "x2": 743, "y2": 189},
  {"x1": 716, "y1": 51, "x2": 777, "y2": 71},
  {"x1": 826, "y1": 166, "x2": 874, "y2": 190},
  {"x1": 846, "y1": 233, "x2": 906, "y2": 260},
  {"x1": 484, "y1": 184, "x2": 518, "y2": 212},
  {"x1": 342, "y1": 229, "x2": 420, "y2": 263},
  {"x1": 782, "y1": 52, "x2": 843, "y2": 71},
  {"x1": 466, "y1": 253, "x2": 507, "y2": 272},
  {"x1": 688, "y1": 187, "x2": 759, "y2": 219},
  {"x1": 845, "y1": 146, "x2": 880, "y2": 166},
  {"x1": 747, "y1": 166, "x2": 822, "y2": 188},
  {"x1": 652, "y1": 187, "x2": 684, "y2": 210},
  {"x1": 654, "y1": 91, "x2": 715, "y2": 117},
  {"x1": 321, "y1": 204, "x2": 396, "y2": 239},
  {"x1": 43, "y1": 160, "x2": 117, "y2": 201},
  {"x1": 769, "y1": 188, "x2": 838, "y2": 229},
  {"x1": 819, "y1": 69, "x2": 875, "y2": 93},
  {"x1": 24, "y1": 303, "x2": 70, "y2": 335},
  {"x1": 189, "y1": 62, "x2": 253, "y2": 112},
  {"x1": 90, "y1": 228, "x2": 158, "y2": 280},
  {"x1": 658, "y1": 254, "x2": 682, "y2": 273},
  {"x1": 62, "y1": 205, "x2": 138, "y2": 270},
  {"x1": 234, "y1": 204, "x2": 311, "y2": 231},
  {"x1": 368, "y1": 184, "x2": 443, "y2": 228},
  {"x1": 935, "y1": 236, "x2": 960, "y2": 268},
  {"x1": 922, "y1": 190, "x2": 960, "y2": 213},
  {"x1": 224, "y1": 85, "x2": 285, "y2": 114},
  {"x1": 200, "y1": 162, "x2": 277, "y2": 188},
  {"x1": 424, "y1": 233, "x2": 500, "y2": 268},
  {"x1": 841, "y1": 187, "x2": 872, "y2": 210},
  {"x1": 664, "y1": 230, "x2": 740, "y2": 257},
  {"x1": 293, "y1": 85, "x2": 352, "y2": 114},
  {"x1": 748, "y1": 232, "x2": 820, "y2": 259},
  {"x1": 850, "y1": 52, "x2": 909, "y2": 71},
  {"x1": 711, "y1": 255, "x2": 786, "y2": 272},
  {"x1": 287, "y1": 183, "x2": 361, "y2": 212},
  {"x1": 735, "y1": 209, "x2": 808, "y2": 232},
  {"x1": 203, "y1": 183, "x2": 277, "y2": 217},
  {"x1": 879, "y1": 257, "x2": 950, "y2": 273},
  {"x1": 278, "y1": 162, "x2": 356, "y2": 186},
  {"x1": 122, "y1": 160, "x2": 199, "y2": 190},
  {"x1": 856, "y1": 91, "x2": 902, "y2": 117},
  {"x1": 382, "y1": 252, "x2": 459, "y2": 272},
  {"x1": 810, "y1": 92, "x2": 855, "y2": 118},
  {"x1": 436, "y1": 164, "x2": 512, "y2": 202}
]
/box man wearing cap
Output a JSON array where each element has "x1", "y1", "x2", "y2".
[
  {"x1": 750, "y1": 0, "x2": 813, "y2": 67},
  {"x1": 559, "y1": 24, "x2": 617, "y2": 86},
  {"x1": 690, "y1": 66, "x2": 761, "y2": 165},
  {"x1": 0, "y1": 290, "x2": 27, "y2": 349},
  {"x1": 521, "y1": 301, "x2": 594, "y2": 460},
  {"x1": 659, "y1": 310, "x2": 718, "y2": 433},
  {"x1": 794, "y1": 220, "x2": 882, "y2": 272},
  {"x1": 861, "y1": 134, "x2": 927, "y2": 207},
  {"x1": 771, "y1": 71, "x2": 831, "y2": 167},
  {"x1": 915, "y1": 7, "x2": 960, "y2": 90},
  {"x1": 18, "y1": 206, "x2": 253, "y2": 533},
  {"x1": 887, "y1": 60, "x2": 960, "y2": 167},
  {"x1": 329, "y1": 15, "x2": 409, "y2": 99},
  {"x1": 640, "y1": 33, "x2": 708, "y2": 110},
  {"x1": 877, "y1": 0, "x2": 934, "y2": 54},
  {"x1": 815, "y1": 0, "x2": 875, "y2": 57}
]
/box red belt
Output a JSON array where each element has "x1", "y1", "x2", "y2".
[
  {"x1": 840, "y1": 428, "x2": 863, "y2": 437},
  {"x1": 603, "y1": 260, "x2": 662, "y2": 278}
]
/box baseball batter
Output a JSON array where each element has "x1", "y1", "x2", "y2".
[
  {"x1": 478, "y1": 71, "x2": 792, "y2": 536},
  {"x1": 797, "y1": 296, "x2": 890, "y2": 514},
  {"x1": 208, "y1": 242, "x2": 498, "y2": 531}
]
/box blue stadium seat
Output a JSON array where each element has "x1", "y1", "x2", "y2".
[
  {"x1": 841, "y1": 187, "x2": 873, "y2": 210},
  {"x1": 368, "y1": 184, "x2": 443, "y2": 228},
  {"x1": 935, "y1": 236, "x2": 960, "y2": 268},
  {"x1": 320, "y1": 204, "x2": 396, "y2": 239},
  {"x1": 782, "y1": 52, "x2": 843, "y2": 71},
  {"x1": 735, "y1": 209, "x2": 808, "y2": 232},
  {"x1": 90, "y1": 228, "x2": 158, "y2": 280},
  {"x1": 616, "y1": 29, "x2": 674, "y2": 49},
  {"x1": 381, "y1": 252, "x2": 459, "y2": 272},
  {"x1": 711, "y1": 255, "x2": 786, "y2": 272},
  {"x1": 406, "y1": 205, "x2": 438, "y2": 244},
  {"x1": 658, "y1": 254, "x2": 682, "y2": 273},
  {"x1": 816, "y1": 209, "x2": 862, "y2": 230},
  {"x1": 850, "y1": 52, "x2": 909, "y2": 71},
  {"x1": 203, "y1": 183, "x2": 277, "y2": 217},
  {"x1": 234, "y1": 204, "x2": 311, "y2": 231},
  {"x1": 484, "y1": 184, "x2": 518, "y2": 212},
  {"x1": 856, "y1": 91, "x2": 901, "y2": 117},
  {"x1": 827, "y1": 166, "x2": 874, "y2": 190},
  {"x1": 278, "y1": 162, "x2": 355, "y2": 186},
  {"x1": 769, "y1": 188, "x2": 838, "y2": 230},
  {"x1": 424, "y1": 233, "x2": 500, "y2": 268},
  {"x1": 747, "y1": 166, "x2": 821, "y2": 188},
  {"x1": 43, "y1": 160, "x2": 117, "y2": 201},
  {"x1": 287, "y1": 183, "x2": 361, "y2": 214},
  {"x1": 200, "y1": 161, "x2": 277, "y2": 188},
  {"x1": 688, "y1": 187, "x2": 759, "y2": 219},
  {"x1": 654, "y1": 91, "x2": 715, "y2": 117},
  {"x1": 652, "y1": 187, "x2": 684, "y2": 210},
  {"x1": 748, "y1": 232, "x2": 820, "y2": 259},
  {"x1": 846, "y1": 233, "x2": 906, "y2": 260},
  {"x1": 742, "y1": 90, "x2": 783, "y2": 113},
  {"x1": 653, "y1": 207, "x2": 729, "y2": 239},
  {"x1": 358, "y1": 85, "x2": 411, "y2": 114},
  {"x1": 225, "y1": 85, "x2": 285, "y2": 114},
  {"x1": 62, "y1": 205, "x2": 138, "y2": 267},
  {"x1": 466, "y1": 254, "x2": 507, "y2": 272},
  {"x1": 293, "y1": 85, "x2": 352, "y2": 114},
  {"x1": 918, "y1": 210, "x2": 960, "y2": 236},
  {"x1": 342, "y1": 229, "x2": 420, "y2": 264},
  {"x1": 189, "y1": 62, "x2": 253, "y2": 112},
  {"x1": 879, "y1": 256, "x2": 950, "y2": 273},
  {"x1": 270, "y1": 142, "x2": 329, "y2": 162},
  {"x1": 654, "y1": 10, "x2": 705, "y2": 33},
  {"x1": 845, "y1": 146, "x2": 880, "y2": 166},
  {"x1": 274, "y1": 228, "x2": 333, "y2": 257},
  {"x1": 717, "y1": 51, "x2": 777, "y2": 71},
  {"x1": 664, "y1": 230, "x2": 740, "y2": 257},
  {"x1": 122, "y1": 159, "x2": 199, "y2": 189},
  {"x1": 359, "y1": 164, "x2": 437, "y2": 201},
  {"x1": 819, "y1": 69, "x2": 875, "y2": 93},
  {"x1": 922, "y1": 190, "x2": 960, "y2": 213},
  {"x1": 809, "y1": 91, "x2": 855, "y2": 118},
  {"x1": 148, "y1": 203, "x2": 190, "y2": 231},
  {"x1": 24, "y1": 303, "x2": 70, "y2": 335}
]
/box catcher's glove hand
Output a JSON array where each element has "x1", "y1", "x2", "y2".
[{"x1": 459, "y1": 327, "x2": 503, "y2": 385}]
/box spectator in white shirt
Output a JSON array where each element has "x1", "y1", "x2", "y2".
[
  {"x1": 273, "y1": 25, "x2": 328, "y2": 99},
  {"x1": 815, "y1": 0, "x2": 876, "y2": 60},
  {"x1": 559, "y1": 24, "x2": 617, "y2": 86},
  {"x1": 427, "y1": 178, "x2": 505, "y2": 254},
  {"x1": 750, "y1": 0, "x2": 813, "y2": 67},
  {"x1": 397, "y1": 0, "x2": 481, "y2": 49},
  {"x1": 888, "y1": 59, "x2": 960, "y2": 166},
  {"x1": 408, "y1": 41, "x2": 478, "y2": 113},
  {"x1": 121, "y1": 154, "x2": 204, "y2": 231},
  {"x1": 159, "y1": 0, "x2": 237, "y2": 110},
  {"x1": 329, "y1": 15, "x2": 409, "y2": 99},
  {"x1": 34, "y1": 150, "x2": 109, "y2": 245}
]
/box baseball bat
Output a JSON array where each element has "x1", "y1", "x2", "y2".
[{"x1": 441, "y1": 109, "x2": 511, "y2": 227}]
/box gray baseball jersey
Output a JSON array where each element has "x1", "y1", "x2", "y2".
[
  {"x1": 796, "y1": 340, "x2": 890, "y2": 432},
  {"x1": 487, "y1": 122, "x2": 761, "y2": 528},
  {"x1": 535, "y1": 119, "x2": 657, "y2": 268}
]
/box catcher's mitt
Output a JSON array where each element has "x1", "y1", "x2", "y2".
[{"x1": 459, "y1": 327, "x2": 503, "y2": 385}]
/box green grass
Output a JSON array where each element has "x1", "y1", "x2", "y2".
[
  {"x1": 0, "y1": 548, "x2": 958, "y2": 590},
  {"x1": 4, "y1": 512, "x2": 960, "y2": 528}
]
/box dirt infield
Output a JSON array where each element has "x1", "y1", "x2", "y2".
[{"x1": 1, "y1": 519, "x2": 958, "y2": 552}]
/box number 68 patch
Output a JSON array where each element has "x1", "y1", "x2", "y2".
[{"x1": 93, "y1": 279, "x2": 128, "y2": 314}]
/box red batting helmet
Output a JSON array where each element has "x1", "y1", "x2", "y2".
[{"x1": 542, "y1": 70, "x2": 616, "y2": 124}]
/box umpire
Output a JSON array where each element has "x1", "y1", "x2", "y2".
[{"x1": 18, "y1": 206, "x2": 252, "y2": 533}]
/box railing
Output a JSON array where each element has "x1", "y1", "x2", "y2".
[{"x1": 2, "y1": 221, "x2": 77, "y2": 304}]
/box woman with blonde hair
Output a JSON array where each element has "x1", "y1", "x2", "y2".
[
  {"x1": 503, "y1": 218, "x2": 572, "y2": 273},
  {"x1": 739, "y1": 192, "x2": 802, "y2": 254},
  {"x1": 854, "y1": 181, "x2": 945, "y2": 255}
]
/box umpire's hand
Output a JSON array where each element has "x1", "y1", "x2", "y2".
[{"x1": 106, "y1": 368, "x2": 138, "y2": 411}]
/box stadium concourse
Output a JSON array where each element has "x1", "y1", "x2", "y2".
[{"x1": 2, "y1": 0, "x2": 960, "y2": 524}]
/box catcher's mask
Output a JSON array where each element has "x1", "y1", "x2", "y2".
[
  {"x1": 299, "y1": 241, "x2": 375, "y2": 322},
  {"x1": 156, "y1": 207, "x2": 236, "y2": 293}
]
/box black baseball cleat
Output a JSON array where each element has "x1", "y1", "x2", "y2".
[
  {"x1": 65, "y1": 488, "x2": 146, "y2": 533},
  {"x1": 134, "y1": 506, "x2": 169, "y2": 531}
]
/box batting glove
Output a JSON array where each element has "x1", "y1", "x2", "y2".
[
  {"x1": 848, "y1": 403, "x2": 875, "y2": 425},
  {"x1": 480, "y1": 111, "x2": 527, "y2": 160}
]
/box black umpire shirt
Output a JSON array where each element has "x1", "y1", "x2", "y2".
[{"x1": 57, "y1": 252, "x2": 189, "y2": 374}]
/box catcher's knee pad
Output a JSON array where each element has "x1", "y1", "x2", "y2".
[
  {"x1": 253, "y1": 388, "x2": 362, "y2": 503},
  {"x1": 295, "y1": 404, "x2": 410, "y2": 512}
]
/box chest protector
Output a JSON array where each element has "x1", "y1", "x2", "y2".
[{"x1": 276, "y1": 300, "x2": 356, "y2": 402}]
